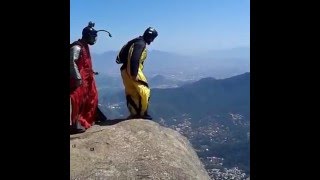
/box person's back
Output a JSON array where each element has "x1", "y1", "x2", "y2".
[
  {"x1": 118, "y1": 27, "x2": 158, "y2": 120},
  {"x1": 117, "y1": 36, "x2": 146, "y2": 71}
]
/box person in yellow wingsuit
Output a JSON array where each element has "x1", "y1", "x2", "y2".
[{"x1": 116, "y1": 27, "x2": 158, "y2": 120}]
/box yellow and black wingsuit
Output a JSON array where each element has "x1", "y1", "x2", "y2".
[{"x1": 118, "y1": 36, "x2": 151, "y2": 118}]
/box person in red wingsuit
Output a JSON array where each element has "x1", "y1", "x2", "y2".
[{"x1": 70, "y1": 22, "x2": 111, "y2": 133}]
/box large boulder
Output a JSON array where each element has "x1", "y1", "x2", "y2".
[{"x1": 70, "y1": 119, "x2": 211, "y2": 179}]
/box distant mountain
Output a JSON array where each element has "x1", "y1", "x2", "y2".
[
  {"x1": 149, "y1": 74, "x2": 193, "y2": 88},
  {"x1": 149, "y1": 72, "x2": 250, "y2": 120},
  {"x1": 91, "y1": 50, "x2": 198, "y2": 77},
  {"x1": 199, "y1": 47, "x2": 250, "y2": 59},
  {"x1": 91, "y1": 48, "x2": 250, "y2": 79},
  {"x1": 95, "y1": 73, "x2": 123, "y2": 90},
  {"x1": 100, "y1": 72, "x2": 250, "y2": 121},
  {"x1": 91, "y1": 51, "x2": 119, "y2": 75}
]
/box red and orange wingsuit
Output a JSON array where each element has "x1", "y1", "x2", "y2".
[{"x1": 70, "y1": 39, "x2": 98, "y2": 129}]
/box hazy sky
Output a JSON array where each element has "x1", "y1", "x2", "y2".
[{"x1": 70, "y1": 0, "x2": 250, "y2": 54}]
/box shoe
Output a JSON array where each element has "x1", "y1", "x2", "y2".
[
  {"x1": 70, "y1": 128, "x2": 85, "y2": 134},
  {"x1": 96, "y1": 107, "x2": 108, "y2": 122},
  {"x1": 141, "y1": 113, "x2": 153, "y2": 120},
  {"x1": 70, "y1": 121, "x2": 86, "y2": 134}
]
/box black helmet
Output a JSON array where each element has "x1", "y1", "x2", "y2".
[
  {"x1": 82, "y1": 22, "x2": 98, "y2": 45},
  {"x1": 82, "y1": 22, "x2": 97, "y2": 39},
  {"x1": 143, "y1": 27, "x2": 158, "y2": 44},
  {"x1": 81, "y1": 21, "x2": 112, "y2": 45}
]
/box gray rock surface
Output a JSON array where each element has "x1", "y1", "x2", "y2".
[{"x1": 70, "y1": 119, "x2": 211, "y2": 180}]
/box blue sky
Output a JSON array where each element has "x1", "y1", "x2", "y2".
[{"x1": 70, "y1": 0, "x2": 250, "y2": 54}]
